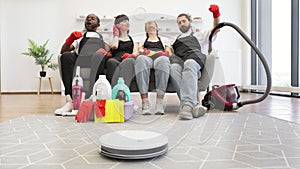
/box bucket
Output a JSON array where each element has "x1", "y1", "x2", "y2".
[{"x1": 124, "y1": 100, "x2": 136, "y2": 121}]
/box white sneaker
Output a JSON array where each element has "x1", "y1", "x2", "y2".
[
  {"x1": 141, "y1": 99, "x2": 151, "y2": 115},
  {"x1": 54, "y1": 95, "x2": 72, "y2": 115},
  {"x1": 179, "y1": 105, "x2": 193, "y2": 120},
  {"x1": 154, "y1": 99, "x2": 165, "y2": 115},
  {"x1": 133, "y1": 105, "x2": 139, "y2": 113},
  {"x1": 62, "y1": 110, "x2": 78, "y2": 116},
  {"x1": 192, "y1": 104, "x2": 207, "y2": 118}
]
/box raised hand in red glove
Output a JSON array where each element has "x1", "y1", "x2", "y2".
[
  {"x1": 157, "y1": 51, "x2": 170, "y2": 56},
  {"x1": 65, "y1": 31, "x2": 82, "y2": 45},
  {"x1": 121, "y1": 53, "x2": 136, "y2": 60},
  {"x1": 209, "y1": 4, "x2": 220, "y2": 18},
  {"x1": 97, "y1": 48, "x2": 111, "y2": 57},
  {"x1": 113, "y1": 25, "x2": 120, "y2": 37}
]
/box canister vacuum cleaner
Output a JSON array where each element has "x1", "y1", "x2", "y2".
[{"x1": 202, "y1": 22, "x2": 272, "y2": 111}]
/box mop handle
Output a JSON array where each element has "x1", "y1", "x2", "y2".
[{"x1": 208, "y1": 22, "x2": 272, "y2": 109}]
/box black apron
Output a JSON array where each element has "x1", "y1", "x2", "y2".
[
  {"x1": 143, "y1": 36, "x2": 165, "y2": 60},
  {"x1": 172, "y1": 32, "x2": 206, "y2": 68},
  {"x1": 75, "y1": 32, "x2": 105, "y2": 96},
  {"x1": 76, "y1": 32, "x2": 105, "y2": 67},
  {"x1": 111, "y1": 36, "x2": 134, "y2": 62}
]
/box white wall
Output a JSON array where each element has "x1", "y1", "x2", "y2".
[
  {"x1": 0, "y1": 0, "x2": 3, "y2": 91},
  {"x1": 0, "y1": 0, "x2": 251, "y2": 92}
]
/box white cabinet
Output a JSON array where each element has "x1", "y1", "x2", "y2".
[
  {"x1": 153, "y1": 16, "x2": 203, "y2": 40},
  {"x1": 154, "y1": 18, "x2": 180, "y2": 37},
  {"x1": 98, "y1": 18, "x2": 114, "y2": 42}
]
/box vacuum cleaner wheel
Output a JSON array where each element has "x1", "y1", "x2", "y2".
[{"x1": 99, "y1": 130, "x2": 168, "y2": 159}]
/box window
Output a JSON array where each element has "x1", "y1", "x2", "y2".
[
  {"x1": 252, "y1": 0, "x2": 299, "y2": 96},
  {"x1": 272, "y1": 0, "x2": 291, "y2": 88}
]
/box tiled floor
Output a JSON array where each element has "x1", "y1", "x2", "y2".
[
  {"x1": 1, "y1": 109, "x2": 300, "y2": 168},
  {"x1": 0, "y1": 93, "x2": 300, "y2": 168}
]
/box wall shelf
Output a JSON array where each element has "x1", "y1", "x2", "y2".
[
  {"x1": 76, "y1": 16, "x2": 114, "y2": 22},
  {"x1": 75, "y1": 14, "x2": 202, "y2": 43}
]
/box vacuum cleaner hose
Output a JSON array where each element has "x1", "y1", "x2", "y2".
[{"x1": 208, "y1": 22, "x2": 272, "y2": 109}]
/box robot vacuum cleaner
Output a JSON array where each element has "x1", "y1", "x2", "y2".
[{"x1": 99, "y1": 130, "x2": 168, "y2": 159}]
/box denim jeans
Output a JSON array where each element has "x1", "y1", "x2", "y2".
[
  {"x1": 170, "y1": 59, "x2": 201, "y2": 108},
  {"x1": 135, "y1": 55, "x2": 170, "y2": 96}
]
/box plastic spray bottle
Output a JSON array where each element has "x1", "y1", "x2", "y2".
[{"x1": 72, "y1": 66, "x2": 83, "y2": 114}]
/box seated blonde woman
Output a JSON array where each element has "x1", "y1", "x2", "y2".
[{"x1": 135, "y1": 20, "x2": 172, "y2": 115}]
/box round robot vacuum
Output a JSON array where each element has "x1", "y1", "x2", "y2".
[{"x1": 99, "y1": 130, "x2": 168, "y2": 159}]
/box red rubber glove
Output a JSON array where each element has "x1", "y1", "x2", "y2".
[
  {"x1": 96, "y1": 100, "x2": 106, "y2": 117},
  {"x1": 121, "y1": 53, "x2": 135, "y2": 60},
  {"x1": 75, "y1": 101, "x2": 101, "y2": 122},
  {"x1": 113, "y1": 25, "x2": 119, "y2": 37},
  {"x1": 75, "y1": 101, "x2": 93, "y2": 123},
  {"x1": 209, "y1": 4, "x2": 220, "y2": 18},
  {"x1": 91, "y1": 102, "x2": 101, "y2": 120},
  {"x1": 97, "y1": 48, "x2": 111, "y2": 57},
  {"x1": 65, "y1": 31, "x2": 82, "y2": 45},
  {"x1": 157, "y1": 51, "x2": 170, "y2": 56}
]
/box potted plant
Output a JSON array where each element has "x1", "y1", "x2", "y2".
[{"x1": 22, "y1": 39, "x2": 58, "y2": 77}]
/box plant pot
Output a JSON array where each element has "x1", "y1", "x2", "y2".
[{"x1": 40, "y1": 71, "x2": 46, "y2": 77}]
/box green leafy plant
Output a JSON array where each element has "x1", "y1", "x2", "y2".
[{"x1": 22, "y1": 39, "x2": 58, "y2": 72}]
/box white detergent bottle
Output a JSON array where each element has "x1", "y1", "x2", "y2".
[
  {"x1": 92, "y1": 75, "x2": 112, "y2": 101},
  {"x1": 72, "y1": 66, "x2": 83, "y2": 114}
]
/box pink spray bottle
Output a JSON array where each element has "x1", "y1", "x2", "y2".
[{"x1": 72, "y1": 66, "x2": 83, "y2": 114}]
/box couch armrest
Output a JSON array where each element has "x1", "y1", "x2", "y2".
[{"x1": 198, "y1": 50, "x2": 217, "y2": 91}]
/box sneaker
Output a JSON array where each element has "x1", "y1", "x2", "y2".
[
  {"x1": 154, "y1": 99, "x2": 165, "y2": 115},
  {"x1": 141, "y1": 99, "x2": 151, "y2": 115},
  {"x1": 192, "y1": 104, "x2": 207, "y2": 118},
  {"x1": 133, "y1": 105, "x2": 139, "y2": 113},
  {"x1": 61, "y1": 110, "x2": 78, "y2": 116},
  {"x1": 54, "y1": 95, "x2": 72, "y2": 115},
  {"x1": 179, "y1": 105, "x2": 193, "y2": 120}
]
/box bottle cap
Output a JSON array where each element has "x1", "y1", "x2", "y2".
[
  {"x1": 118, "y1": 77, "x2": 125, "y2": 83},
  {"x1": 99, "y1": 75, "x2": 106, "y2": 79}
]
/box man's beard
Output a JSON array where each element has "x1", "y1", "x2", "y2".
[
  {"x1": 179, "y1": 24, "x2": 191, "y2": 33},
  {"x1": 85, "y1": 23, "x2": 97, "y2": 31}
]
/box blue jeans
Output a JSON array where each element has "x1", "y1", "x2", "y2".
[
  {"x1": 170, "y1": 59, "x2": 201, "y2": 108},
  {"x1": 135, "y1": 55, "x2": 170, "y2": 96}
]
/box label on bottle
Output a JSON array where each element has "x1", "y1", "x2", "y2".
[
  {"x1": 72, "y1": 85, "x2": 83, "y2": 110},
  {"x1": 116, "y1": 89, "x2": 127, "y2": 102},
  {"x1": 96, "y1": 88, "x2": 105, "y2": 101}
]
